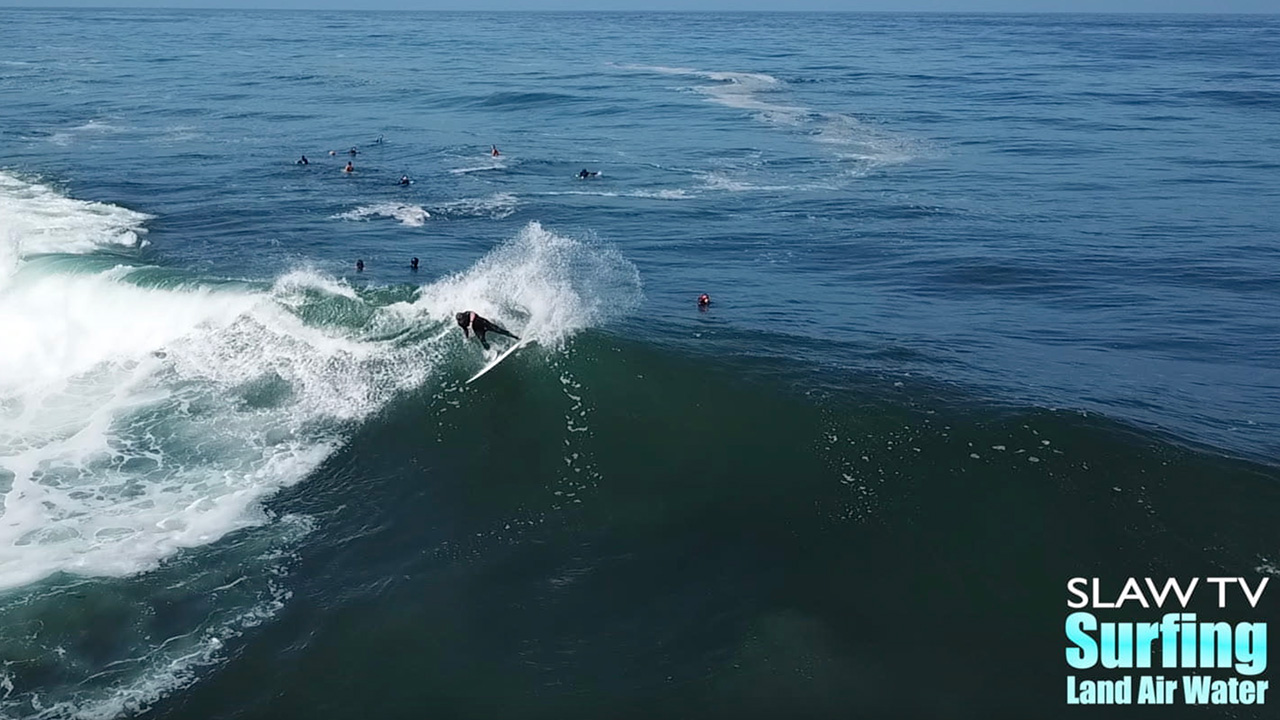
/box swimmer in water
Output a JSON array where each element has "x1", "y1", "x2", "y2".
[
  {"x1": 399, "y1": 175, "x2": 411, "y2": 185},
  {"x1": 329, "y1": 150, "x2": 337, "y2": 157},
  {"x1": 410, "y1": 257, "x2": 419, "y2": 271},
  {"x1": 356, "y1": 259, "x2": 364, "y2": 272},
  {"x1": 344, "y1": 161, "x2": 354, "y2": 173},
  {"x1": 297, "y1": 155, "x2": 309, "y2": 165},
  {"x1": 491, "y1": 145, "x2": 501, "y2": 157},
  {"x1": 698, "y1": 293, "x2": 711, "y2": 309},
  {"x1": 349, "y1": 147, "x2": 359, "y2": 156},
  {"x1": 577, "y1": 169, "x2": 599, "y2": 179}
]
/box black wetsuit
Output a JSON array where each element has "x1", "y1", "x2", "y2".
[{"x1": 457, "y1": 311, "x2": 518, "y2": 350}]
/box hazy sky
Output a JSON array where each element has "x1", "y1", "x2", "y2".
[
  {"x1": 1, "y1": 0, "x2": 1277, "y2": 11},
  {"x1": 1, "y1": 0, "x2": 1275, "y2": 10}
]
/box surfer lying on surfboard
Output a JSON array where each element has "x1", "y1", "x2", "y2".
[{"x1": 456, "y1": 311, "x2": 519, "y2": 350}]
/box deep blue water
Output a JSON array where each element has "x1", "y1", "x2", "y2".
[{"x1": 1, "y1": 10, "x2": 1278, "y2": 720}]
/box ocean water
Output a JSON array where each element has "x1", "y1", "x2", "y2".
[{"x1": 1, "y1": 9, "x2": 1278, "y2": 720}]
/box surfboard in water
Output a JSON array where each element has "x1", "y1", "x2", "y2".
[{"x1": 466, "y1": 338, "x2": 533, "y2": 384}]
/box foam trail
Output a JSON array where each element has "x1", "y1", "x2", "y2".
[
  {"x1": 449, "y1": 163, "x2": 505, "y2": 175},
  {"x1": 618, "y1": 64, "x2": 921, "y2": 171},
  {"x1": 618, "y1": 64, "x2": 801, "y2": 122},
  {"x1": 532, "y1": 189, "x2": 692, "y2": 200},
  {"x1": 334, "y1": 202, "x2": 429, "y2": 227},
  {"x1": 430, "y1": 192, "x2": 519, "y2": 220}
]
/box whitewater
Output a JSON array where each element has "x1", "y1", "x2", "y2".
[
  {"x1": 3, "y1": 10, "x2": 1278, "y2": 720},
  {"x1": 1, "y1": 170, "x2": 637, "y2": 591}
]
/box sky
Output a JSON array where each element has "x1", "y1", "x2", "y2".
[{"x1": 0, "y1": 1, "x2": 1276, "y2": 11}]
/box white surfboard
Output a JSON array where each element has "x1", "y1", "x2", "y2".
[{"x1": 466, "y1": 338, "x2": 533, "y2": 384}]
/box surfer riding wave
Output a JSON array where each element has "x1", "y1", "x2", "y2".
[{"x1": 456, "y1": 310, "x2": 519, "y2": 350}]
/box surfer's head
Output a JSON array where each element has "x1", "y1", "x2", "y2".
[
  {"x1": 456, "y1": 311, "x2": 469, "y2": 327},
  {"x1": 698, "y1": 293, "x2": 711, "y2": 306}
]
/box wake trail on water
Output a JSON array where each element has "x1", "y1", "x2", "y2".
[
  {"x1": 0, "y1": 173, "x2": 640, "y2": 718},
  {"x1": 617, "y1": 64, "x2": 925, "y2": 175},
  {"x1": 333, "y1": 193, "x2": 521, "y2": 226}
]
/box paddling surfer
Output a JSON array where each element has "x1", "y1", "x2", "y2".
[{"x1": 456, "y1": 311, "x2": 518, "y2": 350}]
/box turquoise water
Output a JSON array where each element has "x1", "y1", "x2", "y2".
[{"x1": 1, "y1": 10, "x2": 1278, "y2": 719}]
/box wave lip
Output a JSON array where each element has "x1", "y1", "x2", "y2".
[{"x1": 0, "y1": 172, "x2": 150, "y2": 286}]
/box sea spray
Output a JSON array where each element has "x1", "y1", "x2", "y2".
[{"x1": 410, "y1": 221, "x2": 643, "y2": 347}]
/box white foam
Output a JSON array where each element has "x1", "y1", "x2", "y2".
[
  {"x1": 410, "y1": 221, "x2": 642, "y2": 348},
  {"x1": 334, "y1": 202, "x2": 429, "y2": 227},
  {"x1": 696, "y1": 171, "x2": 792, "y2": 193},
  {"x1": 620, "y1": 64, "x2": 921, "y2": 172},
  {"x1": 449, "y1": 159, "x2": 506, "y2": 175},
  {"x1": 537, "y1": 190, "x2": 621, "y2": 198},
  {"x1": 533, "y1": 189, "x2": 691, "y2": 200},
  {"x1": 48, "y1": 120, "x2": 120, "y2": 146},
  {"x1": 619, "y1": 64, "x2": 801, "y2": 122},
  {"x1": 1, "y1": 179, "x2": 639, "y2": 598},
  {"x1": 0, "y1": 174, "x2": 453, "y2": 593},
  {"x1": 1, "y1": 518, "x2": 310, "y2": 720},
  {"x1": 431, "y1": 192, "x2": 519, "y2": 219},
  {"x1": 0, "y1": 180, "x2": 641, "y2": 719},
  {"x1": 627, "y1": 188, "x2": 692, "y2": 200},
  {"x1": 0, "y1": 172, "x2": 149, "y2": 288},
  {"x1": 0, "y1": 270, "x2": 403, "y2": 589},
  {"x1": 272, "y1": 267, "x2": 360, "y2": 301}
]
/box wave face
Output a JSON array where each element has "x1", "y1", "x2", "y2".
[
  {"x1": 3, "y1": 9, "x2": 1280, "y2": 720},
  {"x1": 2, "y1": 174, "x2": 416, "y2": 592},
  {"x1": 0, "y1": 174, "x2": 639, "y2": 719}
]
